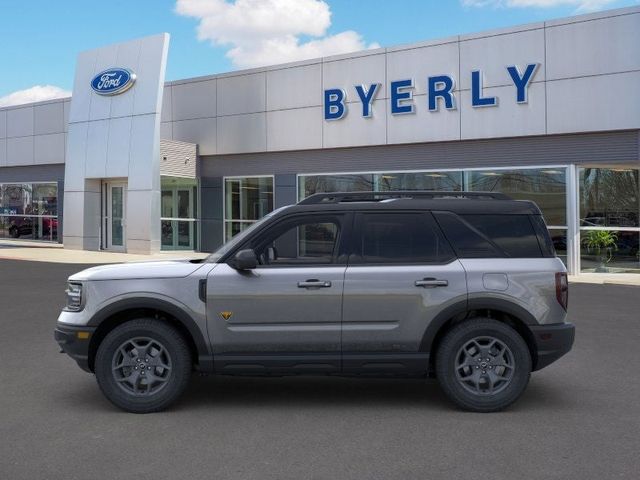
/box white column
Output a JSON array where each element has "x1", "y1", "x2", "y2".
[
  {"x1": 566, "y1": 164, "x2": 580, "y2": 275},
  {"x1": 63, "y1": 33, "x2": 169, "y2": 254}
]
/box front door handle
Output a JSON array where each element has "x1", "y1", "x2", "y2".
[
  {"x1": 297, "y1": 279, "x2": 332, "y2": 288},
  {"x1": 415, "y1": 278, "x2": 448, "y2": 288}
]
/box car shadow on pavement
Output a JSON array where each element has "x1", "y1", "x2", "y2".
[
  {"x1": 54, "y1": 372, "x2": 573, "y2": 414},
  {"x1": 181, "y1": 375, "x2": 453, "y2": 410}
]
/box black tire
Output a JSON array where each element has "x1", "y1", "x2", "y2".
[
  {"x1": 435, "y1": 318, "x2": 531, "y2": 412},
  {"x1": 9, "y1": 226, "x2": 19, "y2": 238},
  {"x1": 95, "y1": 319, "x2": 192, "y2": 413}
]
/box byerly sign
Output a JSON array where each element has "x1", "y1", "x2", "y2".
[
  {"x1": 91, "y1": 68, "x2": 137, "y2": 96},
  {"x1": 324, "y1": 63, "x2": 539, "y2": 120}
]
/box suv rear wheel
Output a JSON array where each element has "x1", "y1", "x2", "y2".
[
  {"x1": 95, "y1": 319, "x2": 192, "y2": 413},
  {"x1": 436, "y1": 318, "x2": 531, "y2": 412}
]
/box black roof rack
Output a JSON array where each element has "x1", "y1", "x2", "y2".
[{"x1": 298, "y1": 190, "x2": 511, "y2": 205}]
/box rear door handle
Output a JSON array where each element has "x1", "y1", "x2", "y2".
[
  {"x1": 298, "y1": 279, "x2": 332, "y2": 288},
  {"x1": 415, "y1": 278, "x2": 448, "y2": 288}
]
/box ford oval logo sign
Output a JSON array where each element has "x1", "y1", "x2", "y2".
[{"x1": 91, "y1": 68, "x2": 136, "y2": 96}]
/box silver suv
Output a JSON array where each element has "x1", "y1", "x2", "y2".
[{"x1": 55, "y1": 191, "x2": 575, "y2": 413}]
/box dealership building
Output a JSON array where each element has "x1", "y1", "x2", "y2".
[{"x1": 0, "y1": 6, "x2": 639, "y2": 274}]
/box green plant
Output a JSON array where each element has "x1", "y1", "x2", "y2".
[{"x1": 584, "y1": 230, "x2": 618, "y2": 265}]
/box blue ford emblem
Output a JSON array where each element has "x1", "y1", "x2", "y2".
[{"x1": 91, "y1": 68, "x2": 136, "y2": 95}]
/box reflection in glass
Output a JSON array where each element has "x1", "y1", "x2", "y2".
[
  {"x1": 111, "y1": 186, "x2": 124, "y2": 247},
  {"x1": 579, "y1": 168, "x2": 639, "y2": 228},
  {"x1": 299, "y1": 174, "x2": 373, "y2": 199},
  {"x1": 225, "y1": 177, "x2": 273, "y2": 222},
  {"x1": 375, "y1": 172, "x2": 463, "y2": 192},
  {"x1": 548, "y1": 229, "x2": 567, "y2": 266},
  {"x1": 299, "y1": 172, "x2": 463, "y2": 200},
  {"x1": 224, "y1": 177, "x2": 274, "y2": 240},
  {"x1": 466, "y1": 169, "x2": 567, "y2": 226},
  {"x1": 161, "y1": 191, "x2": 174, "y2": 218},
  {"x1": 32, "y1": 184, "x2": 57, "y2": 215},
  {"x1": 580, "y1": 230, "x2": 640, "y2": 273},
  {"x1": 298, "y1": 223, "x2": 338, "y2": 258},
  {"x1": 161, "y1": 220, "x2": 173, "y2": 247},
  {"x1": 161, "y1": 177, "x2": 198, "y2": 250},
  {"x1": 225, "y1": 221, "x2": 252, "y2": 242},
  {"x1": 0, "y1": 182, "x2": 58, "y2": 242}
]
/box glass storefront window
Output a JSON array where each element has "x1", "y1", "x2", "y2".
[
  {"x1": 548, "y1": 228, "x2": 567, "y2": 266},
  {"x1": 294, "y1": 165, "x2": 640, "y2": 274},
  {"x1": 32, "y1": 184, "x2": 57, "y2": 216},
  {"x1": 0, "y1": 182, "x2": 58, "y2": 242},
  {"x1": 298, "y1": 174, "x2": 373, "y2": 200},
  {"x1": 298, "y1": 172, "x2": 462, "y2": 200},
  {"x1": 160, "y1": 177, "x2": 198, "y2": 250},
  {"x1": 374, "y1": 172, "x2": 463, "y2": 191},
  {"x1": 466, "y1": 168, "x2": 567, "y2": 226},
  {"x1": 224, "y1": 176, "x2": 274, "y2": 241},
  {"x1": 578, "y1": 167, "x2": 640, "y2": 274},
  {"x1": 579, "y1": 168, "x2": 639, "y2": 228},
  {"x1": 580, "y1": 230, "x2": 640, "y2": 273}
]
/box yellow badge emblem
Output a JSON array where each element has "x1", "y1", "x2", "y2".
[{"x1": 220, "y1": 311, "x2": 233, "y2": 320}]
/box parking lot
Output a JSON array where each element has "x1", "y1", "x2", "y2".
[{"x1": 1, "y1": 259, "x2": 639, "y2": 480}]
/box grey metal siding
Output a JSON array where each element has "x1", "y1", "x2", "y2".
[
  {"x1": 0, "y1": 164, "x2": 65, "y2": 183},
  {"x1": 160, "y1": 140, "x2": 197, "y2": 178},
  {"x1": 200, "y1": 130, "x2": 640, "y2": 177}
]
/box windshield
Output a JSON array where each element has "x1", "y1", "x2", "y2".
[{"x1": 206, "y1": 206, "x2": 291, "y2": 263}]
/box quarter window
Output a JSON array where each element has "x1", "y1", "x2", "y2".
[{"x1": 435, "y1": 212, "x2": 544, "y2": 258}]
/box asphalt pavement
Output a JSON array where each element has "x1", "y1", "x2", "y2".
[{"x1": 0, "y1": 259, "x2": 639, "y2": 480}]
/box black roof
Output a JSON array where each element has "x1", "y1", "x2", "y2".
[{"x1": 285, "y1": 191, "x2": 541, "y2": 215}]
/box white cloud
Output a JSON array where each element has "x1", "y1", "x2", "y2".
[
  {"x1": 462, "y1": 0, "x2": 617, "y2": 12},
  {"x1": 0, "y1": 85, "x2": 71, "y2": 108},
  {"x1": 175, "y1": 0, "x2": 380, "y2": 68}
]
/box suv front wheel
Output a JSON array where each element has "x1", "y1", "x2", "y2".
[
  {"x1": 95, "y1": 319, "x2": 192, "y2": 413},
  {"x1": 436, "y1": 318, "x2": 531, "y2": 412}
]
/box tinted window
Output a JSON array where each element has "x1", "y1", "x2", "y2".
[
  {"x1": 355, "y1": 213, "x2": 454, "y2": 264},
  {"x1": 434, "y1": 212, "x2": 501, "y2": 258},
  {"x1": 530, "y1": 215, "x2": 557, "y2": 257},
  {"x1": 462, "y1": 215, "x2": 542, "y2": 258},
  {"x1": 436, "y1": 212, "x2": 543, "y2": 258}
]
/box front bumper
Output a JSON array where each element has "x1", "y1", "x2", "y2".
[
  {"x1": 54, "y1": 324, "x2": 96, "y2": 373},
  {"x1": 530, "y1": 322, "x2": 575, "y2": 371}
]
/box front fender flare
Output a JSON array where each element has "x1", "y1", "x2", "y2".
[{"x1": 88, "y1": 296, "x2": 213, "y2": 372}]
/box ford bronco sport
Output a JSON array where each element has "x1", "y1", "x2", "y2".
[{"x1": 55, "y1": 191, "x2": 574, "y2": 413}]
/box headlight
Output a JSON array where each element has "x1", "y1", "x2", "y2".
[{"x1": 65, "y1": 282, "x2": 84, "y2": 311}]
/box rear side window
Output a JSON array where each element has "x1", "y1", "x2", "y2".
[
  {"x1": 433, "y1": 212, "x2": 501, "y2": 258},
  {"x1": 530, "y1": 215, "x2": 557, "y2": 257},
  {"x1": 434, "y1": 212, "x2": 543, "y2": 258},
  {"x1": 353, "y1": 212, "x2": 455, "y2": 264}
]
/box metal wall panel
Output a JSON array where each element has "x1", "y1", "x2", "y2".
[
  {"x1": 156, "y1": 6, "x2": 640, "y2": 154},
  {"x1": 0, "y1": 164, "x2": 65, "y2": 183},
  {"x1": 200, "y1": 130, "x2": 640, "y2": 177},
  {"x1": 546, "y1": 12, "x2": 640, "y2": 80},
  {"x1": 160, "y1": 139, "x2": 197, "y2": 178},
  {"x1": 266, "y1": 63, "x2": 322, "y2": 111}
]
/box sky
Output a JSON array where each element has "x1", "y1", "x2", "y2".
[{"x1": 0, "y1": 0, "x2": 637, "y2": 106}]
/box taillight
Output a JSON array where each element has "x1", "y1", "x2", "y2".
[{"x1": 555, "y1": 272, "x2": 568, "y2": 311}]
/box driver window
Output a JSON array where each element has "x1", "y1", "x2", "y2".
[{"x1": 254, "y1": 217, "x2": 340, "y2": 266}]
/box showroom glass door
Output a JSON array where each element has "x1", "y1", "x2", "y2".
[
  {"x1": 106, "y1": 182, "x2": 126, "y2": 252},
  {"x1": 161, "y1": 185, "x2": 195, "y2": 250}
]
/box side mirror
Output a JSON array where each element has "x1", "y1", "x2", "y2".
[{"x1": 233, "y1": 249, "x2": 257, "y2": 270}]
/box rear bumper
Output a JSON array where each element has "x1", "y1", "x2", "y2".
[
  {"x1": 54, "y1": 324, "x2": 96, "y2": 373},
  {"x1": 530, "y1": 322, "x2": 575, "y2": 371}
]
